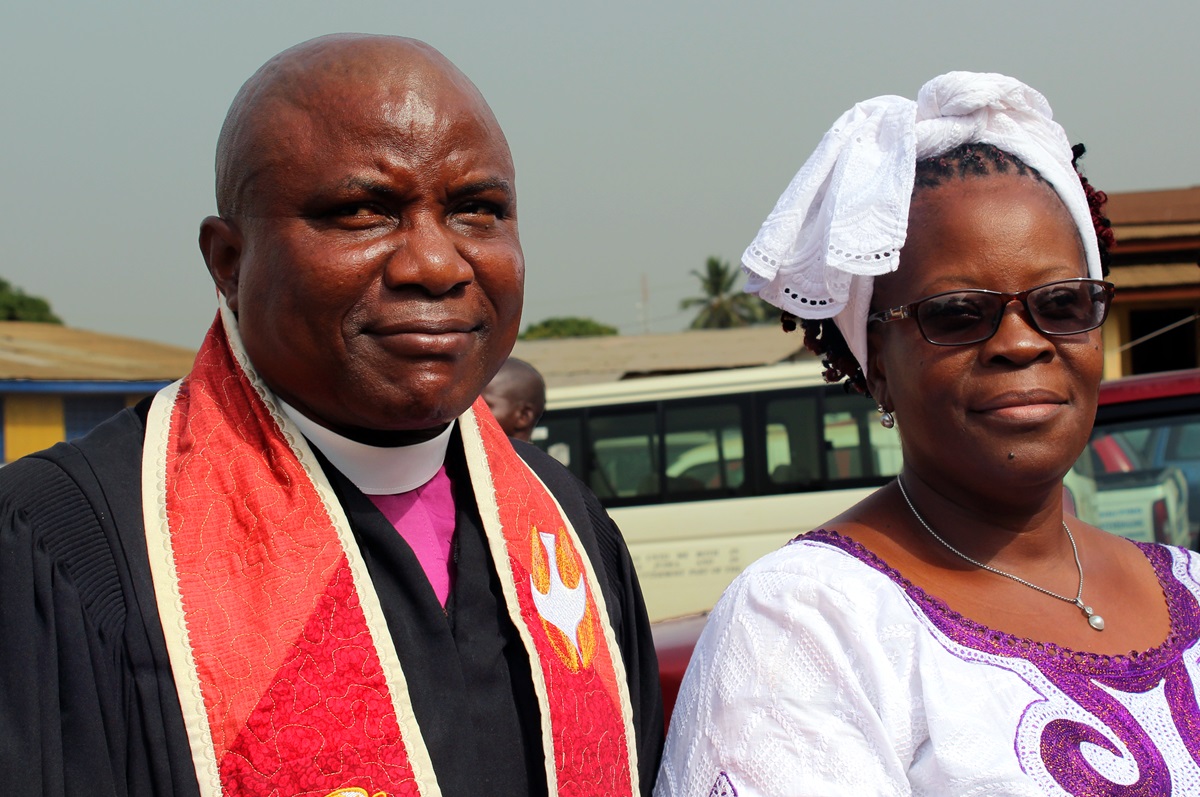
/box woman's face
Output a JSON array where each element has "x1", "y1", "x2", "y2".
[{"x1": 867, "y1": 173, "x2": 1104, "y2": 497}]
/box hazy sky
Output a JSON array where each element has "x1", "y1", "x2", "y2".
[{"x1": 2, "y1": 1, "x2": 1197, "y2": 349}]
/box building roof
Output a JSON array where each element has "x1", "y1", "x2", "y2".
[
  {"x1": 511, "y1": 325, "x2": 813, "y2": 387},
  {"x1": 1106, "y1": 186, "x2": 1200, "y2": 226},
  {"x1": 1109, "y1": 263, "x2": 1200, "y2": 288},
  {"x1": 0, "y1": 319, "x2": 811, "y2": 391},
  {"x1": 1104, "y1": 186, "x2": 1200, "y2": 272},
  {"x1": 0, "y1": 322, "x2": 195, "y2": 383},
  {"x1": 0, "y1": 320, "x2": 811, "y2": 391}
]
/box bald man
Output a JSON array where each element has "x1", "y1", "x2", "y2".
[
  {"x1": 0, "y1": 35, "x2": 661, "y2": 796},
  {"x1": 483, "y1": 357, "x2": 547, "y2": 442}
]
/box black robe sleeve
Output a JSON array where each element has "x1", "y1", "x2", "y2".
[{"x1": 0, "y1": 408, "x2": 199, "y2": 796}]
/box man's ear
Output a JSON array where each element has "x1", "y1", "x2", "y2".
[
  {"x1": 514, "y1": 402, "x2": 536, "y2": 433},
  {"x1": 199, "y1": 216, "x2": 244, "y2": 312}
]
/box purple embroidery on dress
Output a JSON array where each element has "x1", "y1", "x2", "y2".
[
  {"x1": 1037, "y1": 689, "x2": 1170, "y2": 794},
  {"x1": 708, "y1": 771, "x2": 737, "y2": 797},
  {"x1": 802, "y1": 530, "x2": 1200, "y2": 795}
]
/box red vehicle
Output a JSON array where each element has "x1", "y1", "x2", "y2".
[
  {"x1": 651, "y1": 614, "x2": 709, "y2": 731},
  {"x1": 652, "y1": 368, "x2": 1200, "y2": 725},
  {"x1": 1091, "y1": 369, "x2": 1200, "y2": 534}
]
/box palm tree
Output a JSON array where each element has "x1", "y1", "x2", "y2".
[{"x1": 680, "y1": 257, "x2": 770, "y2": 329}]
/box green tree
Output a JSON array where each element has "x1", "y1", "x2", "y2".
[
  {"x1": 0, "y1": 278, "x2": 62, "y2": 323},
  {"x1": 520, "y1": 316, "x2": 618, "y2": 340},
  {"x1": 680, "y1": 256, "x2": 771, "y2": 329}
]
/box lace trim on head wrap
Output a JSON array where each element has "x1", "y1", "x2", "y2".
[{"x1": 742, "y1": 71, "x2": 1104, "y2": 374}]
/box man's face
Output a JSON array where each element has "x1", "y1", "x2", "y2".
[{"x1": 210, "y1": 64, "x2": 523, "y2": 442}]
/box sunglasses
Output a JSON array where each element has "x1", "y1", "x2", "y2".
[{"x1": 868, "y1": 278, "x2": 1115, "y2": 346}]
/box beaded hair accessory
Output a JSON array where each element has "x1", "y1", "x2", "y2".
[{"x1": 741, "y1": 71, "x2": 1104, "y2": 373}]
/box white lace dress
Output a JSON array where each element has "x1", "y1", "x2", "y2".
[{"x1": 655, "y1": 531, "x2": 1200, "y2": 797}]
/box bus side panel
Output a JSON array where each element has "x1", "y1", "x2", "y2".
[{"x1": 613, "y1": 488, "x2": 878, "y2": 622}]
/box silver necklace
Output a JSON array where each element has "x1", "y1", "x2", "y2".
[{"x1": 896, "y1": 477, "x2": 1105, "y2": 631}]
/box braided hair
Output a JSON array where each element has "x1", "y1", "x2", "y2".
[{"x1": 786, "y1": 142, "x2": 1115, "y2": 396}]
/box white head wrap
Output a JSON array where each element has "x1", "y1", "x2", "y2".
[{"x1": 742, "y1": 71, "x2": 1103, "y2": 374}]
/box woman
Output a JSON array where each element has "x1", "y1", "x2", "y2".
[{"x1": 656, "y1": 73, "x2": 1200, "y2": 796}]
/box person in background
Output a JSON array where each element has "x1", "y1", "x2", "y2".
[
  {"x1": 657, "y1": 72, "x2": 1200, "y2": 795},
  {"x1": 483, "y1": 356, "x2": 547, "y2": 442},
  {"x1": 0, "y1": 33, "x2": 661, "y2": 796}
]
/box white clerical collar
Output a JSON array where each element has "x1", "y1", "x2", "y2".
[{"x1": 279, "y1": 400, "x2": 454, "y2": 495}]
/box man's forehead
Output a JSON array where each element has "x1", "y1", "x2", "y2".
[
  {"x1": 379, "y1": 88, "x2": 442, "y2": 134},
  {"x1": 266, "y1": 40, "x2": 485, "y2": 125},
  {"x1": 217, "y1": 34, "x2": 509, "y2": 214}
]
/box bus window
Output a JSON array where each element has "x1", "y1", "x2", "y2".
[
  {"x1": 823, "y1": 392, "x2": 871, "y2": 480},
  {"x1": 663, "y1": 403, "x2": 744, "y2": 494},
  {"x1": 823, "y1": 410, "x2": 861, "y2": 478},
  {"x1": 868, "y1": 417, "x2": 903, "y2": 476},
  {"x1": 765, "y1": 393, "x2": 821, "y2": 487},
  {"x1": 585, "y1": 410, "x2": 659, "y2": 500},
  {"x1": 823, "y1": 392, "x2": 901, "y2": 480},
  {"x1": 534, "y1": 412, "x2": 585, "y2": 479}
]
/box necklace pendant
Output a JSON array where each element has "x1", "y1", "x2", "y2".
[{"x1": 1080, "y1": 604, "x2": 1105, "y2": 631}]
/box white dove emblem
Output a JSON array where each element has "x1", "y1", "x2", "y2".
[{"x1": 530, "y1": 531, "x2": 588, "y2": 659}]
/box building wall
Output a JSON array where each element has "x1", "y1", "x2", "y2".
[
  {"x1": 1101, "y1": 319, "x2": 1127, "y2": 381},
  {"x1": 1105, "y1": 288, "x2": 1200, "y2": 377},
  {"x1": 1103, "y1": 185, "x2": 1200, "y2": 377},
  {"x1": 1, "y1": 391, "x2": 158, "y2": 463},
  {"x1": 3, "y1": 395, "x2": 63, "y2": 462}
]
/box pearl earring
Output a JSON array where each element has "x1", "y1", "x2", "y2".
[{"x1": 877, "y1": 405, "x2": 895, "y2": 429}]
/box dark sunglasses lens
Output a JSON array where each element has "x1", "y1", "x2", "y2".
[
  {"x1": 915, "y1": 292, "x2": 1002, "y2": 344},
  {"x1": 1029, "y1": 281, "x2": 1108, "y2": 334}
]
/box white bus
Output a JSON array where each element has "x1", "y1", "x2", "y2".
[{"x1": 530, "y1": 361, "x2": 902, "y2": 621}]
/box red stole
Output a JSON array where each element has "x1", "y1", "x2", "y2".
[{"x1": 142, "y1": 309, "x2": 638, "y2": 797}]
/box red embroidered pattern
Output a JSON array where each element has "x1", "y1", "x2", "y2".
[{"x1": 220, "y1": 559, "x2": 418, "y2": 796}]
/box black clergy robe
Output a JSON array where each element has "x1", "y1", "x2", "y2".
[{"x1": 0, "y1": 401, "x2": 663, "y2": 795}]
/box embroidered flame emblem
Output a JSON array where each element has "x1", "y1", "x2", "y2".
[{"x1": 530, "y1": 527, "x2": 596, "y2": 670}]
